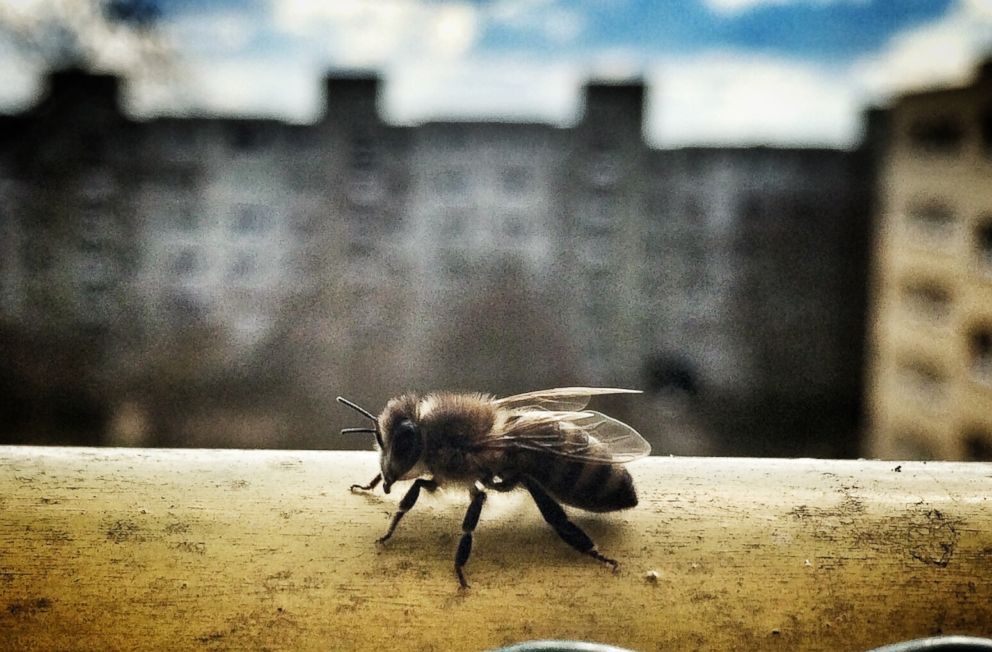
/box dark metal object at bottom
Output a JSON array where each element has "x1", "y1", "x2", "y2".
[{"x1": 492, "y1": 637, "x2": 992, "y2": 652}]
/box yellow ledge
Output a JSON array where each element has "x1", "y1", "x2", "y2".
[{"x1": 1, "y1": 447, "x2": 990, "y2": 651}]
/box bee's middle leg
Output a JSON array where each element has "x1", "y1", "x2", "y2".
[
  {"x1": 378, "y1": 478, "x2": 437, "y2": 543},
  {"x1": 454, "y1": 486, "x2": 487, "y2": 589},
  {"x1": 523, "y1": 477, "x2": 619, "y2": 571}
]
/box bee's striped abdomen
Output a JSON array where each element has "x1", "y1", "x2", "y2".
[{"x1": 522, "y1": 455, "x2": 637, "y2": 513}]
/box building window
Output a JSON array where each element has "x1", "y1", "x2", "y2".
[
  {"x1": 901, "y1": 279, "x2": 951, "y2": 322},
  {"x1": 228, "y1": 251, "x2": 257, "y2": 282},
  {"x1": 80, "y1": 282, "x2": 114, "y2": 319},
  {"x1": 586, "y1": 153, "x2": 620, "y2": 189},
  {"x1": 906, "y1": 200, "x2": 955, "y2": 240},
  {"x1": 441, "y1": 247, "x2": 470, "y2": 278},
  {"x1": 292, "y1": 211, "x2": 316, "y2": 237},
  {"x1": 741, "y1": 195, "x2": 762, "y2": 222},
  {"x1": 156, "y1": 167, "x2": 198, "y2": 190},
  {"x1": 289, "y1": 166, "x2": 319, "y2": 191},
  {"x1": 78, "y1": 169, "x2": 117, "y2": 201},
  {"x1": 975, "y1": 217, "x2": 992, "y2": 269},
  {"x1": 963, "y1": 427, "x2": 992, "y2": 461},
  {"x1": 230, "y1": 123, "x2": 267, "y2": 151},
  {"x1": 22, "y1": 239, "x2": 52, "y2": 273},
  {"x1": 503, "y1": 213, "x2": 528, "y2": 238},
  {"x1": 174, "y1": 203, "x2": 197, "y2": 231},
  {"x1": 442, "y1": 212, "x2": 465, "y2": 238},
  {"x1": 79, "y1": 208, "x2": 111, "y2": 246},
  {"x1": 502, "y1": 166, "x2": 529, "y2": 193},
  {"x1": 350, "y1": 133, "x2": 376, "y2": 172},
  {"x1": 167, "y1": 291, "x2": 205, "y2": 324},
  {"x1": 435, "y1": 169, "x2": 467, "y2": 195},
  {"x1": 233, "y1": 205, "x2": 265, "y2": 233},
  {"x1": 908, "y1": 115, "x2": 963, "y2": 153},
  {"x1": 647, "y1": 193, "x2": 670, "y2": 219},
  {"x1": 581, "y1": 239, "x2": 611, "y2": 272},
  {"x1": 898, "y1": 357, "x2": 945, "y2": 401},
  {"x1": 969, "y1": 325, "x2": 992, "y2": 383},
  {"x1": 348, "y1": 176, "x2": 383, "y2": 207},
  {"x1": 583, "y1": 190, "x2": 613, "y2": 231},
  {"x1": 685, "y1": 197, "x2": 705, "y2": 225},
  {"x1": 172, "y1": 248, "x2": 199, "y2": 277},
  {"x1": 347, "y1": 240, "x2": 374, "y2": 260}
]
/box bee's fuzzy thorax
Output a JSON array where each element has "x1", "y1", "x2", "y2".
[
  {"x1": 411, "y1": 392, "x2": 499, "y2": 483},
  {"x1": 416, "y1": 392, "x2": 494, "y2": 421}
]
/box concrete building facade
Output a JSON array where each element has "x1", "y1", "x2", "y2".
[
  {"x1": 0, "y1": 67, "x2": 872, "y2": 454},
  {"x1": 866, "y1": 60, "x2": 992, "y2": 460},
  {"x1": 643, "y1": 146, "x2": 871, "y2": 455}
]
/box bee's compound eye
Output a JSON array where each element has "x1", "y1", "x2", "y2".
[
  {"x1": 391, "y1": 420, "x2": 420, "y2": 458},
  {"x1": 394, "y1": 419, "x2": 417, "y2": 441}
]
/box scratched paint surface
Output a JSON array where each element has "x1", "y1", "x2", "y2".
[{"x1": 0, "y1": 448, "x2": 990, "y2": 651}]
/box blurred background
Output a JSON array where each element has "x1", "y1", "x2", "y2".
[{"x1": 0, "y1": 0, "x2": 990, "y2": 459}]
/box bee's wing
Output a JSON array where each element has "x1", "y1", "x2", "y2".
[
  {"x1": 483, "y1": 409, "x2": 651, "y2": 464},
  {"x1": 493, "y1": 387, "x2": 642, "y2": 412}
]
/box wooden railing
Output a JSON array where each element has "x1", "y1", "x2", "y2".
[{"x1": 1, "y1": 447, "x2": 990, "y2": 651}]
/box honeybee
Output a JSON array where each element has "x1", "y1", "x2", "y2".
[{"x1": 338, "y1": 387, "x2": 649, "y2": 588}]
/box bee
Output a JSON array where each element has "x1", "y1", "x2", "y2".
[{"x1": 337, "y1": 387, "x2": 650, "y2": 588}]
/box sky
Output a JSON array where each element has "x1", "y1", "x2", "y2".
[{"x1": 2, "y1": 0, "x2": 992, "y2": 147}]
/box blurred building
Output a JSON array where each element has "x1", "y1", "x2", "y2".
[
  {"x1": 644, "y1": 146, "x2": 871, "y2": 455},
  {"x1": 0, "y1": 67, "x2": 872, "y2": 454},
  {"x1": 865, "y1": 59, "x2": 992, "y2": 461}
]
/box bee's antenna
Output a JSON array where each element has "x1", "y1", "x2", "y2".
[
  {"x1": 336, "y1": 396, "x2": 377, "y2": 422},
  {"x1": 337, "y1": 396, "x2": 384, "y2": 448}
]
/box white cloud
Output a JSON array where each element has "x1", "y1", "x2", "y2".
[
  {"x1": 486, "y1": 0, "x2": 587, "y2": 44},
  {"x1": 649, "y1": 53, "x2": 859, "y2": 147},
  {"x1": 851, "y1": 0, "x2": 992, "y2": 99},
  {"x1": 704, "y1": 0, "x2": 791, "y2": 15},
  {"x1": 655, "y1": 0, "x2": 992, "y2": 146},
  {"x1": 163, "y1": 10, "x2": 259, "y2": 55},
  {"x1": 433, "y1": 5, "x2": 479, "y2": 56},
  {"x1": 383, "y1": 47, "x2": 858, "y2": 148},
  {"x1": 703, "y1": 0, "x2": 865, "y2": 16},
  {"x1": 270, "y1": 0, "x2": 481, "y2": 66},
  {"x1": 383, "y1": 55, "x2": 581, "y2": 125},
  {"x1": 586, "y1": 48, "x2": 646, "y2": 80},
  {"x1": 0, "y1": 39, "x2": 42, "y2": 112},
  {"x1": 6, "y1": 0, "x2": 992, "y2": 148},
  {"x1": 128, "y1": 57, "x2": 321, "y2": 122},
  {"x1": 0, "y1": 0, "x2": 171, "y2": 72}
]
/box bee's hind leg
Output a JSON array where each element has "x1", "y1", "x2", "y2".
[
  {"x1": 522, "y1": 478, "x2": 619, "y2": 572},
  {"x1": 350, "y1": 473, "x2": 382, "y2": 493},
  {"x1": 454, "y1": 486, "x2": 487, "y2": 589}
]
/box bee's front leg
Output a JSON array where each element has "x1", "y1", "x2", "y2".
[
  {"x1": 350, "y1": 473, "x2": 382, "y2": 493},
  {"x1": 377, "y1": 478, "x2": 438, "y2": 544}
]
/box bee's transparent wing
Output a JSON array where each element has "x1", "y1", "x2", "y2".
[
  {"x1": 493, "y1": 387, "x2": 642, "y2": 412},
  {"x1": 483, "y1": 410, "x2": 651, "y2": 464}
]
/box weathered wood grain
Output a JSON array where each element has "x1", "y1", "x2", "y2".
[{"x1": 0, "y1": 447, "x2": 990, "y2": 651}]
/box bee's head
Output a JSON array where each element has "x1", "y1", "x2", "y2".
[
  {"x1": 377, "y1": 395, "x2": 424, "y2": 494},
  {"x1": 336, "y1": 394, "x2": 423, "y2": 495}
]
